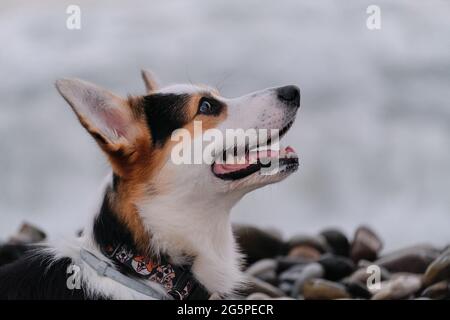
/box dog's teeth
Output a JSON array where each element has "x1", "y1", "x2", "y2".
[
  {"x1": 256, "y1": 145, "x2": 269, "y2": 151},
  {"x1": 287, "y1": 152, "x2": 296, "y2": 159}
]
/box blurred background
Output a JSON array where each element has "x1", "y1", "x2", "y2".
[{"x1": 0, "y1": 0, "x2": 449, "y2": 250}]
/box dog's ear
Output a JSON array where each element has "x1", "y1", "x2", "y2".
[
  {"x1": 141, "y1": 69, "x2": 159, "y2": 93},
  {"x1": 55, "y1": 78, "x2": 137, "y2": 156}
]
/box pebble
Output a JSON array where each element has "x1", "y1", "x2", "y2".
[
  {"x1": 4, "y1": 221, "x2": 450, "y2": 300},
  {"x1": 320, "y1": 229, "x2": 350, "y2": 257},
  {"x1": 246, "y1": 292, "x2": 271, "y2": 300},
  {"x1": 303, "y1": 279, "x2": 351, "y2": 300},
  {"x1": 276, "y1": 256, "x2": 311, "y2": 274},
  {"x1": 343, "y1": 281, "x2": 372, "y2": 299},
  {"x1": 259, "y1": 270, "x2": 278, "y2": 285},
  {"x1": 265, "y1": 227, "x2": 284, "y2": 241},
  {"x1": 288, "y1": 245, "x2": 321, "y2": 261},
  {"x1": 244, "y1": 275, "x2": 285, "y2": 298},
  {"x1": 286, "y1": 234, "x2": 328, "y2": 253},
  {"x1": 422, "y1": 248, "x2": 450, "y2": 287},
  {"x1": 318, "y1": 254, "x2": 355, "y2": 281},
  {"x1": 1, "y1": 222, "x2": 46, "y2": 266},
  {"x1": 245, "y1": 259, "x2": 277, "y2": 277},
  {"x1": 279, "y1": 264, "x2": 310, "y2": 282},
  {"x1": 371, "y1": 273, "x2": 422, "y2": 300},
  {"x1": 350, "y1": 226, "x2": 382, "y2": 263},
  {"x1": 291, "y1": 263, "x2": 325, "y2": 297},
  {"x1": 375, "y1": 245, "x2": 441, "y2": 274},
  {"x1": 279, "y1": 282, "x2": 293, "y2": 295},
  {"x1": 8, "y1": 222, "x2": 46, "y2": 244},
  {"x1": 233, "y1": 225, "x2": 287, "y2": 266},
  {"x1": 208, "y1": 292, "x2": 223, "y2": 300},
  {"x1": 421, "y1": 280, "x2": 450, "y2": 300}
]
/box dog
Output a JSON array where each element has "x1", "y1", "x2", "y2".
[{"x1": 0, "y1": 70, "x2": 300, "y2": 299}]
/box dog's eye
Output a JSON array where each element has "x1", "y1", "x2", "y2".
[
  {"x1": 198, "y1": 98, "x2": 224, "y2": 116},
  {"x1": 199, "y1": 99, "x2": 214, "y2": 114}
]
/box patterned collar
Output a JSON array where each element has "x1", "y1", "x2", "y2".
[{"x1": 102, "y1": 243, "x2": 209, "y2": 300}]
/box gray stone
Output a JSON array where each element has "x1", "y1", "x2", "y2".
[
  {"x1": 209, "y1": 292, "x2": 223, "y2": 300},
  {"x1": 371, "y1": 273, "x2": 422, "y2": 300},
  {"x1": 246, "y1": 292, "x2": 271, "y2": 300},
  {"x1": 256, "y1": 270, "x2": 278, "y2": 285},
  {"x1": 423, "y1": 248, "x2": 450, "y2": 287},
  {"x1": 279, "y1": 281, "x2": 293, "y2": 295},
  {"x1": 376, "y1": 245, "x2": 440, "y2": 274},
  {"x1": 320, "y1": 228, "x2": 350, "y2": 257},
  {"x1": 318, "y1": 254, "x2": 355, "y2": 281},
  {"x1": 244, "y1": 275, "x2": 285, "y2": 298},
  {"x1": 233, "y1": 224, "x2": 287, "y2": 266},
  {"x1": 265, "y1": 227, "x2": 283, "y2": 241},
  {"x1": 286, "y1": 234, "x2": 329, "y2": 253},
  {"x1": 276, "y1": 256, "x2": 311, "y2": 274},
  {"x1": 245, "y1": 259, "x2": 277, "y2": 277},
  {"x1": 291, "y1": 263, "x2": 325, "y2": 297},
  {"x1": 421, "y1": 280, "x2": 450, "y2": 300},
  {"x1": 344, "y1": 281, "x2": 372, "y2": 299},
  {"x1": 288, "y1": 245, "x2": 321, "y2": 261},
  {"x1": 279, "y1": 264, "x2": 309, "y2": 282},
  {"x1": 303, "y1": 279, "x2": 351, "y2": 300},
  {"x1": 350, "y1": 226, "x2": 382, "y2": 263},
  {"x1": 8, "y1": 222, "x2": 46, "y2": 244}
]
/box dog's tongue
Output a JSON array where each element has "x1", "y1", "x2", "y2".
[
  {"x1": 213, "y1": 146, "x2": 295, "y2": 175},
  {"x1": 213, "y1": 162, "x2": 251, "y2": 175}
]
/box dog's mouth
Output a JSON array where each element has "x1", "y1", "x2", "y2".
[{"x1": 212, "y1": 121, "x2": 299, "y2": 181}]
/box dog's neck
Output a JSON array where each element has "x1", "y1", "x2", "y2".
[
  {"x1": 137, "y1": 192, "x2": 245, "y2": 295},
  {"x1": 91, "y1": 179, "x2": 244, "y2": 296}
]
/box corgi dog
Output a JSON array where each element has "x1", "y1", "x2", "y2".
[{"x1": 0, "y1": 70, "x2": 300, "y2": 299}]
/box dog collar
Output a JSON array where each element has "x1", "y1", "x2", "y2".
[
  {"x1": 95, "y1": 243, "x2": 209, "y2": 300},
  {"x1": 80, "y1": 248, "x2": 168, "y2": 299}
]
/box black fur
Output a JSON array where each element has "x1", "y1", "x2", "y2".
[
  {"x1": 0, "y1": 249, "x2": 89, "y2": 299},
  {"x1": 142, "y1": 93, "x2": 190, "y2": 146},
  {"x1": 92, "y1": 187, "x2": 145, "y2": 277},
  {"x1": 0, "y1": 244, "x2": 30, "y2": 267},
  {"x1": 93, "y1": 187, "x2": 136, "y2": 255},
  {"x1": 112, "y1": 173, "x2": 120, "y2": 191}
]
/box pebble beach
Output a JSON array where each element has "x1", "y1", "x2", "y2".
[{"x1": 234, "y1": 224, "x2": 450, "y2": 300}]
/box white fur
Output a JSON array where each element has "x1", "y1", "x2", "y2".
[{"x1": 138, "y1": 191, "x2": 246, "y2": 295}]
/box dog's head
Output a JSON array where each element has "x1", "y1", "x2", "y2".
[{"x1": 56, "y1": 70, "x2": 300, "y2": 223}]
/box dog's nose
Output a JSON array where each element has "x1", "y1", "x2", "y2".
[{"x1": 277, "y1": 85, "x2": 300, "y2": 107}]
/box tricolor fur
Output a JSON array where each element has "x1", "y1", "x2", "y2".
[{"x1": 0, "y1": 70, "x2": 300, "y2": 299}]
